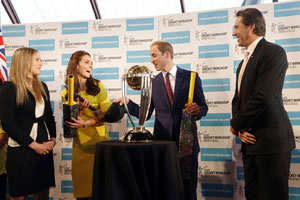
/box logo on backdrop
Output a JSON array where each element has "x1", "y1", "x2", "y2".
[
  {"x1": 195, "y1": 30, "x2": 227, "y2": 41},
  {"x1": 92, "y1": 21, "x2": 122, "y2": 32},
  {"x1": 92, "y1": 53, "x2": 122, "y2": 63},
  {"x1": 198, "y1": 167, "x2": 231, "y2": 180},
  {"x1": 59, "y1": 39, "x2": 87, "y2": 49},
  {"x1": 58, "y1": 164, "x2": 72, "y2": 176},
  {"x1": 29, "y1": 25, "x2": 58, "y2": 35},
  {"x1": 238, "y1": 185, "x2": 245, "y2": 198},
  {"x1": 289, "y1": 173, "x2": 300, "y2": 181},
  {"x1": 123, "y1": 35, "x2": 153, "y2": 46},
  {"x1": 288, "y1": 60, "x2": 300, "y2": 69},
  {"x1": 201, "y1": 132, "x2": 230, "y2": 143},
  {"x1": 162, "y1": 16, "x2": 193, "y2": 28},
  {"x1": 4, "y1": 44, "x2": 25, "y2": 52},
  {"x1": 173, "y1": 51, "x2": 194, "y2": 59},
  {"x1": 282, "y1": 94, "x2": 300, "y2": 106},
  {"x1": 196, "y1": 63, "x2": 229, "y2": 74},
  {"x1": 204, "y1": 98, "x2": 230, "y2": 109},
  {"x1": 271, "y1": 22, "x2": 300, "y2": 34},
  {"x1": 41, "y1": 58, "x2": 57, "y2": 66}
]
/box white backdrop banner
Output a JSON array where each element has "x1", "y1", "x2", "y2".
[{"x1": 2, "y1": 0, "x2": 300, "y2": 199}]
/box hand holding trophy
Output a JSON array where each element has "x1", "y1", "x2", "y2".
[{"x1": 122, "y1": 65, "x2": 155, "y2": 142}]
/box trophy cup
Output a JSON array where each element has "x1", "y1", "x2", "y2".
[
  {"x1": 122, "y1": 65, "x2": 155, "y2": 142},
  {"x1": 63, "y1": 74, "x2": 78, "y2": 138}
]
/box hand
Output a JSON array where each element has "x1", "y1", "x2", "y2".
[
  {"x1": 238, "y1": 131, "x2": 256, "y2": 144},
  {"x1": 76, "y1": 97, "x2": 90, "y2": 111},
  {"x1": 112, "y1": 97, "x2": 129, "y2": 105},
  {"x1": 42, "y1": 141, "x2": 55, "y2": 149},
  {"x1": 29, "y1": 141, "x2": 52, "y2": 155},
  {"x1": 230, "y1": 126, "x2": 237, "y2": 135},
  {"x1": 185, "y1": 103, "x2": 200, "y2": 116},
  {"x1": 65, "y1": 116, "x2": 85, "y2": 129}
]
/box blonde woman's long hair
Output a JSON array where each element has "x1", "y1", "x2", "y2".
[{"x1": 9, "y1": 47, "x2": 46, "y2": 105}]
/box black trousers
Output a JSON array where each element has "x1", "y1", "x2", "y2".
[
  {"x1": 183, "y1": 151, "x2": 199, "y2": 200},
  {"x1": 243, "y1": 151, "x2": 291, "y2": 200},
  {"x1": 0, "y1": 174, "x2": 7, "y2": 200}
]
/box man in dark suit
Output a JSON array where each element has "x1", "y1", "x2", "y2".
[
  {"x1": 230, "y1": 8, "x2": 295, "y2": 200},
  {"x1": 117, "y1": 41, "x2": 208, "y2": 200}
]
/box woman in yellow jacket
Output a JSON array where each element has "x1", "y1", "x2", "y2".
[{"x1": 61, "y1": 50, "x2": 110, "y2": 200}]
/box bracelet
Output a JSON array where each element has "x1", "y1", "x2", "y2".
[
  {"x1": 50, "y1": 139, "x2": 56, "y2": 146},
  {"x1": 83, "y1": 120, "x2": 88, "y2": 128}
]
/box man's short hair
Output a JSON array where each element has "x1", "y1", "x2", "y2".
[
  {"x1": 236, "y1": 8, "x2": 266, "y2": 37},
  {"x1": 151, "y1": 41, "x2": 174, "y2": 59}
]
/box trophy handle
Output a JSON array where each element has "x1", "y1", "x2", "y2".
[
  {"x1": 138, "y1": 73, "x2": 151, "y2": 128},
  {"x1": 122, "y1": 74, "x2": 136, "y2": 128}
]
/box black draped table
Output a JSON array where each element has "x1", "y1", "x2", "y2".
[{"x1": 92, "y1": 140, "x2": 185, "y2": 200}]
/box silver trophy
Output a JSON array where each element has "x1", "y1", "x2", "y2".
[{"x1": 122, "y1": 65, "x2": 155, "y2": 142}]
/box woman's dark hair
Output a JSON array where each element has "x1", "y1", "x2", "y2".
[
  {"x1": 236, "y1": 8, "x2": 266, "y2": 37},
  {"x1": 65, "y1": 50, "x2": 100, "y2": 96}
]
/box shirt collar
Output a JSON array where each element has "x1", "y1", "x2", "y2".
[
  {"x1": 247, "y1": 36, "x2": 263, "y2": 55},
  {"x1": 162, "y1": 64, "x2": 177, "y2": 78}
]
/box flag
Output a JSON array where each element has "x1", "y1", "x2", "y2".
[{"x1": 0, "y1": 27, "x2": 8, "y2": 82}]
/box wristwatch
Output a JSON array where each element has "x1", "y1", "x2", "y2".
[
  {"x1": 50, "y1": 138, "x2": 56, "y2": 146},
  {"x1": 84, "y1": 120, "x2": 88, "y2": 128}
]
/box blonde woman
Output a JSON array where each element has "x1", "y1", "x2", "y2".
[
  {"x1": 61, "y1": 50, "x2": 110, "y2": 200},
  {"x1": 0, "y1": 47, "x2": 56, "y2": 200}
]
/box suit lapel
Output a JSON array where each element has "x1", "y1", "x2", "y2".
[
  {"x1": 238, "y1": 38, "x2": 266, "y2": 103},
  {"x1": 173, "y1": 67, "x2": 184, "y2": 107}
]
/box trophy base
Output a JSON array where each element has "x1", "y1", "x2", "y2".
[{"x1": 123, "y1": 128, "x2": 153, "y2": 142}]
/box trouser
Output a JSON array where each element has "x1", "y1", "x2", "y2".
[{"x1": 243, "y1": 151, "x2": 291, "y2": 200}]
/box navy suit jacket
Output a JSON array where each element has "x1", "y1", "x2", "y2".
[
  {"x1": 128, "y1": 67, "x2": 208, "y2": 153},
  {"x1": 231, "y1": 38, "x2": 295, "y2": 155}
]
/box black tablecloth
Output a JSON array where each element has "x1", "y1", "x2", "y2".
[{"x1": 92, "y1": 140, "x2": 185, "y2": 200}]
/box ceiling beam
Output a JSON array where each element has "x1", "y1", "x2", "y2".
[
  {"x1": 90, "y1": 0, "x2": 101, "y2": 19},
  {"x1": 1, "y1": 0, "x2": 20, "y2": 24},
  {"x1": 180, "y1": 0, "x2": 185, "y2": 13}
]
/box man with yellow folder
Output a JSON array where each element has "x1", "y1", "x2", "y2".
[{"x1": 115, "y1": 40, "x2": 208, "y2": 200}]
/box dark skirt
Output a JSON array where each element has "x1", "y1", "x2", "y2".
[{"x1": 6, "y1": 146, "x2": 55, "y2": 197}]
